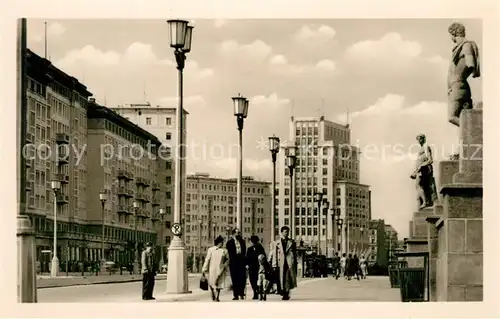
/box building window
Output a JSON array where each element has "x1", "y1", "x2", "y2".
[
  {"x1": 166, "y1": 177, "x2": 171, "y2": 184},
  {"x1": 166, "y1": 117, "x2": 172, "y2": 125},
  {"x1": 166, "y1": 132, "x2": 172, "y2": 140}
]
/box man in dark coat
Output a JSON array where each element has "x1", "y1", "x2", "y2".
[
  {"x1": 226, "y1": 228, "x2": 247, "y2": 300},
  {"x1": 332, "y1": 252, "x2": 341, "y2": 279},
  {"x1": 246, "y1": 235, "x2": 266, "y2": 299},
  {"x1": 141, "y1": 242, "x2": 156, "y2": 300}
]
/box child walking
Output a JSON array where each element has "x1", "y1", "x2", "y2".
[{"x1": 257, "y1": 254, "x2": 270, "y2": 301}]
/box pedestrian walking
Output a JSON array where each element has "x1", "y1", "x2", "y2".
[
  {"x1": 246, "y1": 235, "x2": 266, "y2": 300},
  {"x1": 352, "y1": 254, "x2": 361, "y2": 280},
  {"x1": 270, "y1": 226, "x2": 297, "y2": 300},
  {"x1": 359, "y1": 254, "x2": 368, "y2": 279},
  {"x1": 332, "y1": 252, "x2": 341, "y2": 279},
  {"x1": 141, "y1": 242, "x2": 156, "y2": 300},
  {"x1": 346, "y1": 253, "x2": 353, "y2": 280},
  {"x1": 266, "y1": 239, "x2": 280, "y2": 294},
  {"x1": 340, "y1": 253, "x2": 347, "y2": 278},
  {"x1": 202, "y1": 235, "x2": 229, "y2": 302},
  {"x1": 226, "y1": 228, "x2": 247, "y2": 300},
  {"x1": 257, "y1": 254, "x2": 271, "y2": 301}
]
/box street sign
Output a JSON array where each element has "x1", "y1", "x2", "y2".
[{"x1": 171, "y1": 223, "x2": 182, "y2": 236}]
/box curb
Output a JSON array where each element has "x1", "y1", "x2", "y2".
[{"x1": 37, "y1": 274, "x2": 197, "y2": 289}]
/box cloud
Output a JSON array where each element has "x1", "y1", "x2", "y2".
[
  {"x1": 219, "y1": 39, "x2": 273, "y2": 59},
  {"x1": 158, "y1": 95, "x2": 207, "y2": 110},
  {"x1": 334, "y1": 93, "x2": 459, "y2": 237},
  {"x1": 33, "y1": 22, "x2": 67, "y2": 42},
  {"x1": 214, "y1": 19, "x2": 227, "y2": 28},
  {"x1": 250, "y1": 93, "x2": 290, "y2": 107},
  {"x1": 185, "y1": 61, "x2": 214, "y2": 79},
  {"x1": 210, "y1": 157, "x2": 272, "y2": 180},
  {"x1": 345, "y1": 32, "x2": 422, "y2": 62},
  {"x1": 294, "y1": 25, "x2": 336, "y2": 41},
  {"x1": 269, "y1": 54, "x2": 337, "y2": 75}
]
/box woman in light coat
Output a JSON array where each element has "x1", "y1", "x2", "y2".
[
  {"x1": 202, "y1": 235, "x2": 229, "y2": 302},
  {"x1": 359, "y1": 254, "x2": 368, "y2": 279},
  {"x1": 270, "y1": 226, "x2": 297, "y2": 300}
]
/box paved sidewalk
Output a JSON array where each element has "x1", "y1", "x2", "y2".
[
  {"x1": 37, "y1": 272, "x2": 199, "y2": 289},
  {"x1": 155, "y1": 276, "x2": 400, "y2": 302}
]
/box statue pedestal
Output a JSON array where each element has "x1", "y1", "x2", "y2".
[
  {"x1": 427, "y1": 108, "x2": 483, "y2": 301},
  {"x1": 406, "y1": 207, "x2": 433, "y2": 268}
]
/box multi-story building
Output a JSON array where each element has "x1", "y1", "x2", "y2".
[
  {"x1": 184, "y1": 173, "x2": 272, "y2": 258},
  {"x1": 24, "y1": 50, "x2": 171, "y2": 269},
  {"x1": 277, "y1": 116, "x2": 370, "y2": 257},
  {"x1": 335, "y1": 181, "x2": 371, "y2": 254},
  {"x1": 384, "y1": 224, "x2": 399, "y2": 262},
  {"x1": 25, "y1": 49, "x2": 92, "y2": 267},
  {"x1": 368, "y1": 219, "x2": 389, "y2": 271},
  {"x1": 86, "y1": 100, "x2": 172, "y2": 264}
]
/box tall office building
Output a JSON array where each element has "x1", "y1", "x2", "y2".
[
  {"x1": 277, "y1": 116, "x2": 370, "y2": 256},
  {"x1": 184, "y1": 173, "x2": 272, "y2": 257}
]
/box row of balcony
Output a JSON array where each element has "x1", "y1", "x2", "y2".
[
  {"x1": 25, "y1": 133, "x2": 69, "y2": 145},
  {"x1": 116, "y1": 205, "x2": 159, "y2": 219}
]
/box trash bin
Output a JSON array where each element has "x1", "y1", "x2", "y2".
[{"x1": 398, "y1": 267, "x2": 426, "y2": 302}]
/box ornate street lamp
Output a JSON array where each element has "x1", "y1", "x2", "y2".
[
  {"x1": 50, "y1": 180, "x2": 61, "y2": 277},
  {"x1": 158, "y1": 208, "x2": 165, "y2": 268},
  {"x1": 360, "y1": 227, "x2": 365, "y2": 254},
  {"x1": 165, "y1": 19, "x2": 194, "y2": 294},
  {"x1": 99, "y1": 190, "x2": 107, "y2": 271},
  {"x1": 314, "y1": 191, "x2": 325, "y2": 254},
  {"x1": 132, "y1": 201, "x2": 140, "y2": 274},
  {"x1": 286, "y1": 145, "x2": 297, "y2": 239},
  {"x1": 232, "y1": 94, "x2": 249, "y2": 234},
  {"x1": 322, "y1": 199, "x2": 330, "y2": 257},
  {"x1": 268, "y1": 135, "x2": 280, "y2": 240},
  {"x1": 336, "y1": 218, "x2": 343, "y2": 253}
]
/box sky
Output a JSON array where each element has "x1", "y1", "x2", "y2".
[{"x1": 26, "y1": 19, "x2": 483, "y2": 238}]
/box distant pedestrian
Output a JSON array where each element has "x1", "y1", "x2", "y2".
[
  {"x1": 346, "y1": 254, "x2": 353, "y2": 280},
  {"x1": 141, "y1": 242, "x2": 156, "y2": 300},
  {"x1": 359, "y1": 254, "x2": 368, "y2": 279},
  {"x1": 270, "y1": 226, "x2": 297, "y2": 300},
  {"x1": 226, "y1": 228, "x2": 247, "y2": 300},
  {"x1": 332, "y1": 252, "x2": 340, "y2": 279},
  {"x1": 246, "y1": 235, "x2": 266, "y2": 300},
  {"x1": 202, "y1": 235, "x2": 229, "y2": 302},
  {"x1": 352, "y1": 254, "x2": 361, "y2": 280},
  {"x1": 340, "y1": 253, "x2": 347, "y2": 278}
]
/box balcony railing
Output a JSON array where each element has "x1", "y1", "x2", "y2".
[
  {"x1": 55, "y1": 133, "x2": 70, "y2": 144},
  {"x1": 151, "y1": 198, "x2": 160, "y2": 206},
  {"x1": 56, "y1": 173, "x2": 69, "y2": 184},
  {"x1": 136, "y1": 177, "x2": 150, "y2": 187},
  {"x1": 136, "y1": 193, "x2": 151, "y2": 203},
  {"x1": 26, "y1": 132, "x2": 34, "y2": 143},
  {"x1": 152, "y1": 182, "x2": 160, "y2": 191},
  {"x1": 117, "y1": 204, "x2": 129, "y2": 214},
  {"x1": 26, "y1": 181, "x2": 34, "y2": 191},
  {"x1": 117, "y1": 170, "x2": 133, "y2": 180},
  {"x1": 56, "y1": 194, "x2": 69, "y2": 204}
]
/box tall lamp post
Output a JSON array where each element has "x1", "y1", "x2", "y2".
[
  {"x1": 132, "y1": 201, "x2": 139, "y2": 274},
  {"x1": 336, "y1": 218, "x2": 343, "y2": 253},
  {"x1": 322, "y1": 200, "x2": 330, "y2": 257},
  {"x1": 268, "y1": 135, "x2": 280, "y2": 240},
  {"x1": 360, "y1": 227, "x2": 365, "y2": 254},
  {"x1": 232, "y1": 94, "x2": 249, "y2": 234},
  {"x1": 332, "y1": 209, "x2": 340, "y2": 253},
  {"x1": 158, "y1": 208, "x2": 165, "y2": 267},
  {"x1": 165, "y1": 19, "x2": 193, "y2": 294},
  {"x1": 314, "y1": 191, "x2": 325, "y2": 254},
  {"x1": 285, "y1": 146, "x2": 297, "y2": 239},
  {"x1": 50, "y1": 180, "x2": 61, "y2": 277},
  {"x1": 99, "y1": 191, "x2": 107, "y2": 271},
  {"x1": 193, "y1": 218, "x2": 202, "y2": 273}
]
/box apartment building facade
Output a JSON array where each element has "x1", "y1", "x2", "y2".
[
  {"x1": 184, "y1": 173, "x2": 272, "y2": 258},
  {"x1": 25, "y1": 49, "x2": 93, "y2": 265},
  {"x1": 24, "y1": 50, "x2": 172, "y2": 268},
  {"x1": 86, "y1": 101, "x2": 173, "y2": 264},
  {"x1": 277, "y1": 116, "x2": 370, "y2": 256}
]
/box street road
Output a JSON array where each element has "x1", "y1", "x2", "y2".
[{"x1": 38, "y1": 275, "x2": 400, "y2": 302}]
